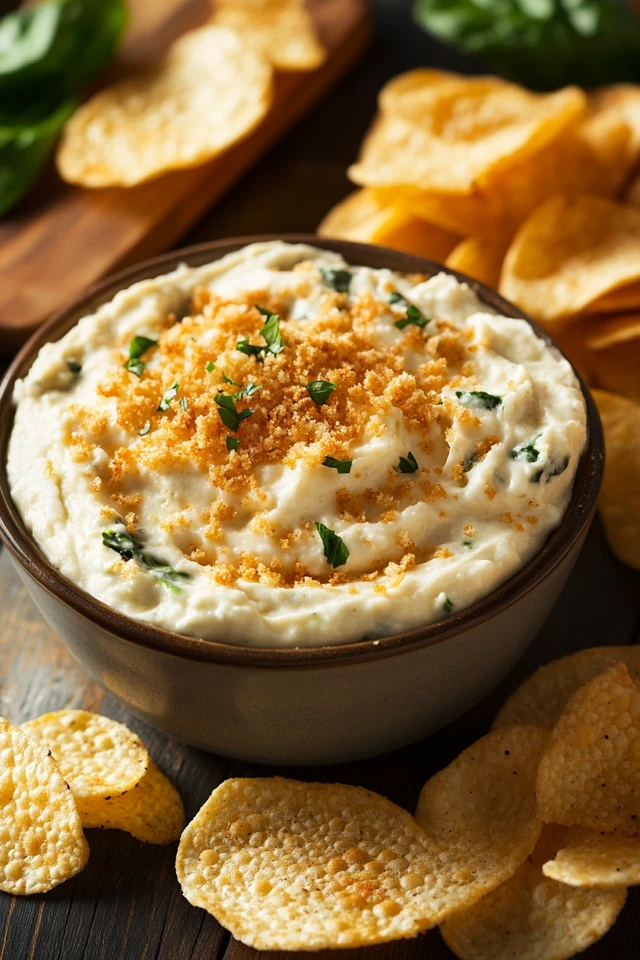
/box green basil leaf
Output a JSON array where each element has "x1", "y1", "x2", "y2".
[
  {"x1": 314, "y1": 522, "x2": 349, "y2": 569},
  {"x1": 226, "y1": 436, "x2": 240, "y2": 451},
  {"x1": 307, "y1": 380, "x2": 336, "y2": 406},
  {"x1": 124, "y1": 335, "x2": 157, "y2": 377},
  {"x1": 395, "y1": 304, "x2": 431, "y2": 330},
  {"x1": 157, "y1": 382, "x2": 179, "y2": 411}
]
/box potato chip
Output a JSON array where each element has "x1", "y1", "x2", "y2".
[
  {"x1": 415, "y1": 726, "x2": 547, "y2": 887},
  {"x1": 79, "y1": 760, "x2": 184, "y2": 844},
  {"x1": 591, "y1": 341, "x2": 640, "y2": 403},
  {"x1": 543, "y1": 831, "x2": 640, "y2": 888},
  {"x1": 57, "y1": 26, "x2": 273, "y2": 187},
  {"x1": 585, "y1": 283, "x2": 640, "y2": 314},
  {"x1": 209, "y1": 0, "x2": 325, "y2": 71},
  {"x1": 318, "y1": 187, "x2": 459, "y2": 259},
  {"x1": 22, "y1": 710, "x2": 149, "y2": 802},
  {"x1": 440, "y1": 825, "x2": 627, "y2": 960},
  {"x1": 176, "y1": 745, "x2": 543, "y2": 952},
  {"x1": 500, "y1": 196, "x2": 640, "y2": 325},
  {"x1": 537, "y1": 662, "x2": 640, "y2": 834},
  {"x1": 493, "y1": 646, "x2": 640, "y2": 730},
  {"x1": 586, "y1": 312, "x2": 640, "y2": 350},
  {"x1": 591, "y1": 390, "x2": 640, "y2": 567},
  {"x1": 589, "y1": 85, "x2": 640, "y2": 167},
  {"x1": 348, "y1": 80, "x2": 585, "y2": 194},
  {"x1": 445, "y1": 236, "x2": 508, "y2": 289},
  {"x1": 626, "y1": 171, "x2": 640, "y2": 206},
  {"x1": 0, "y1": 717, "x2": 89, "y2": 894}
]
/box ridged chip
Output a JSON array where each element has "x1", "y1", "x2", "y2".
[
  {"x1": 57, "y1": 26, "x2": 273, "y2": 187},
  {"x1": 22, "y1": 710, "x2": 149, "y2": 802},
  {"x1": 349, "y1": 76, "x2": 585, "y2": 194},
  {"x1": 500, "y1": 196, "x2": 640, "y2": 325},
  {"x1": 440, "y1": 825, "x2": 627, "y2": 960},
  {"x1": 209, "y1": 0, "x2": 325, "y2": 71},
  {"x1": 318, "y1": 187, "x2": 459, "y2": 259},
  {"x1": 592, "y1": 390, "x2": 640, "y2": 569},
  {"x1": 0, "y1": 716, "x2": 89, "y2": 894},
  {"x1": 445, "y1": 235, "x2": 507, "y2": 289},
  {"x1": 493, "y1": 646, "x2": 640, "y2": 729},
  {"x1": 78, "y1": 760, "x2": 184, "y2": 844},
  {"x1": 536, "y1": 662, "x2": 640, "y2": 834},
  {"x1": 416, "y1": 726, "x2": 546, "y2": 895},
  {"x1": 543, "y1": 831, "x2": 640, "y2": 888}
]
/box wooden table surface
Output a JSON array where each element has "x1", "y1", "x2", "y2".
[{"x1": 1, "y1": 1, "x2": 640, "y2": 958}]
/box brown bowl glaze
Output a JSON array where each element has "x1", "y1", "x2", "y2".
[{"x1": 0, "y1": 236, "x2": 603, "y2": 763}]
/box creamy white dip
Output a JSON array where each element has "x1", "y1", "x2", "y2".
[{"x1": 8, "y1": 242, "x2": 587, "y2": 647}]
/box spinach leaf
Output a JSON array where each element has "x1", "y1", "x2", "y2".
[
  {"x1": 322, "y1": 456, "x2": 352, "y2": 474},
  {"x1": 413, "y1": 0, "x2": 640, "y2": 91},
  {"x1": 102, "y1": 527, "x2": 190, "y2": 592},
  {"x1": 307, "y1": 380, "x2": 336, "y2": 406},
  {"x1": 314, "y1": 522, "x2": 349, "y2": 569},
  {"x1": 393, "y1": 452, "x2": 419, "y2": 474},
  {"x1": 320, "y1": 268, "x2": 352, "y2": 293},
  {"x1": 455, "y1": 390, "x2": 502, "y2": 411}
]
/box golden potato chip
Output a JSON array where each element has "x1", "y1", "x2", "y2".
[
  {"x1": 543, "y1": 831, "x2": 640, "y2": 888},
  {"x1": 22, "y1": 710, "x2": 149, "y2": 802},
  {"x1": 415, "y1": 726, "x2": 547, "y2": 887},
  {"x1": 57, "y1": 26, "x2": 273, "y2": 187},
  {"x1": 585, "y1": 283, "x2": 640, "y2": 314},
  {"x1": 209, "y1": 0, "x2": 325, "y2": 71},
  {"x1": 493, "y1": 646, "x2": 640, "y2": 730},
  {"x1": 626, "y1": 171, "x2": 640, "y2": 206},
  {"x1": 79, "y1": 760, "x2": 184, "y2": 844},
  {"x1": 348, "y1": 81, "x2": 585, "y2": 194},
  {"x1": 500, "y1": 196, "x2": 640, "y2": 325},
  {"x1": 0, "y1": 716, "x2": 89, "y2": 894},
  {"x1": 176, "y1": 747, "x2": 543, "y2": 952},
  {"x1": 445, "y1": 236, "x2": 508, "y2": 289},
  {"x1": 586, "y1": 312, "x2": 640, "y2": 350},
  {"x1": 318, "y1": 187, "x2": 459, "y2": 259},
  {"x1": 378, "y1": 67, "x2": 464, "y2": 113},
  {"x1": 591, "y1": 390, "x2": 640, "y2": 567},
  {"x1": 537, "y1": 662, "x2": 640, "y2": 834},
  {"x1": 440, "y1": 825, "x2": 627, "y2": 960},
  {"x1": 589, "y1": 84, "x2": 640, "y2": 168},
  {"x1": 590, "y1": 341, "x2": 640, "y2": 402}
]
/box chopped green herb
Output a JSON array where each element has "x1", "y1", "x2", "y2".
[
  {"x1": 206, "y1": 361, "x2": 215, "y2": 373},
  {"x1": 124, "y1": 335, "x2": 157, "y2": 378},
  {"x1": 233, "y1": 382, "x2": 263, "y2": 401},
  {"x1": 314, "y1": 522, "x2": 349, "y2": 568},
  {"x1": 237, "y1": 309, "x2": 284, "y2": 361},
  {"x1": 214, "y1": 393, "x2": 253, "y2": 432},
  {"x1": 462, "y1": 540, "x2": 472, "y2": 548},
  {"x1": 307, "y1": 380, "x2": 336, "y2": 406},
  {"x1": 102, "y1": 528, "x2": 189, "y2": 592},
  {"x1": 463, "y1": 450, "x2": 479, "y2": 473},
  {"x1": 222, "y1": 372, "x2": 240, "y2": 386},
  {"x1": 66, "y1": 359, "x2": 82, "y2": 374},
  {"x1": 179, "y1": 397, "x2": 188, "y2": 411},
  {"x1": 388, "y1": 290, "x2": 406, "y2": 305},
  {"x1": 322, "y1": 456, "x2": 352, "y2": 474},
  {"x1": 157, "y1": 381, "x2": 179, "y2": 411},
  {"x1": 443, "y1": 596, "x2": 454, "y2": 615},
  {"x1": 395, "y1": 304, "x2": 431, "y2": 331},
  {"x1": 455, "y1": 390, "x2": 502, "y2": 411},
  {"x1": 393, "y1": 452, "x2": 419, "y2": 474},
  {"x1": 139, "y1": 421, "x2": 151, "y2": 436},
  {"x1": 320, "y1": 268, "x2": 352, "y2": 293},
  {"x1": 510, "y1": 437, "x2": 540, "y2": 463},
  {"x1": 532, "y1": 455, "x2": 569, "y2": 484},
  {"x1": 226, "y1": 436, "x2": 240, "y2": 451}
]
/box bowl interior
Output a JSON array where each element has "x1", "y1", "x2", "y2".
[{"x1": 0, "y1": 235, "x2": 603, "y2": 667}]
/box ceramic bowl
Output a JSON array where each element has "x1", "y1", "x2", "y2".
[{"x1": 0, "y1": 236, "x2": 603, "y2": 765}]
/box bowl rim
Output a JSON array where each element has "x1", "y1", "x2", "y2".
[{"x1": 0, "y1": 234, "x2": 603, "y2": 669}]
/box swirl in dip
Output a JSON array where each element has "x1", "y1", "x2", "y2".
[{"x1": 8, "y1": 242, "x2": 587, "y2": 647}]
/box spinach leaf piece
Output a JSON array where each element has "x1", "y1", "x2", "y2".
[
  {"x1": 124, "y1": 335, "x2": 157, "y2": 377},
  {"x1": 314, "y1": 522, "x2": 349, "y2": 569},
  {"x1": 395, "y1": 304, "x2": 431, "y2": 331},
  {"x1": 510, "y1": 436, "x2": 540, "y2": 463},
  {"x1": 214, "y1": 393, "x2": 253, "y2": 432},
  {"x1": 320, "y1": 268, "x2": 352, "y2": 293},
  {"x1": 322, "y1": 456, "x2": 352, "y2": 474},
  {"x1": 157, "y1": 382, "x2": 180, "y2": 411},
  {"x1": 532, "y1": 455, "x2": 570, "y2": 484},
  {"x1": 393, "y1": 452, "x2": 419, "y2": 474},
  {"x1": 102, "y1": 527, "x2": 189, "y2": 592},
  {"x1": 307, "y1": 380, "x2": 336, "y2": 406},
  {"x1": 236, "y1": 310, "x2": 284, "y2": 361},
  {"x1": 455, "y1": 390, "x2": 502, "y2": 411},
  {"x1": 413, "y1": 0, "x2": 640, "y2": 91}
]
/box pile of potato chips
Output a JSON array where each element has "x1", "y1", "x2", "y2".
[
  {"x1": 0, "y1": 710, "x2": 183, "y2": 895},
  {"x1": 57, "y1": 0, "x2": 325, "y2": 187},
  {"x1": 319, "y1": 70, "x2": 640, "y2": 570},
  {"x1": 175, "y1": 645, "x2": 640, "y2": 958}
]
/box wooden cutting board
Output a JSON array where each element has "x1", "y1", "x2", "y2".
[{"x1": 0, "y1": 0, "x2": 371, "y2": 356}]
